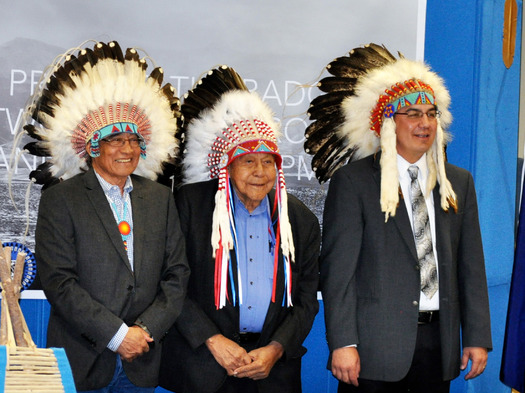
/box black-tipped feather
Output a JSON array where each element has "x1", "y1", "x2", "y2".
[
  {"x1": 307, "y1": 91, "x2": 350, "y2": 120},
  {"x1": 23, "y1": 125, "x2": 43, "y2": 141},
  {"x1": 304, "y1": 114, "x2": 345, "y2": 154},
  {"x1": 311, "y1": 134, "x2": 354, "y2": 182},
  {"x1": 29, "y1": 162, "x2": 56, "y2": 187},
  {"x1": 149, "y1": 67, "x2": 164, "y2": 85},
  {"x1": 181, "y1": 66, "x2": 247, "y2": 126},
  {"x1": 125, "y1": 48, "x2": 141, "y2": 63},
  {"x1": 317, "y1": 76, "x2": 359, "y2": 93},
  {"x1": 326, "y1": 56, "x2": 369, "y2": 78},
  {"x1": 108, "y1": 41, "x2": 125, "y2": 63},
  {"x1": 304, "y1": 43, "x2": 399, "y2": 183},
  {"x1": 24, "y1": 142, "x2": 50, "y2": 157}
]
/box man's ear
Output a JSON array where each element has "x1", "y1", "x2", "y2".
[{"x1": 86, "y1": 141, "x2": 97, "y2": 158}]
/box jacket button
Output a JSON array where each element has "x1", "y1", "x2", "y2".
[{"x1": 412, "y1": 301, "x2": 419, "y2": 306}]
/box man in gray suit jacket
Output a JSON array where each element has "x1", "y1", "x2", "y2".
[
  {"x1": 305, "y1": 44, "x2": 492, "y2": 392},
  {"x1": 28, "y1": 41, "x2": 190, "y2": 392},
  {"x1": 37, "y1": 163, "x2": 189, "y2": 391}
]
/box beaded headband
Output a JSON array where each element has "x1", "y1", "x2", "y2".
[
  {"x1": 371, "y1": 80, "x2": 436, "y2": 135},
  {"x1": 88, "y1": 121, "x2": 146, "y2": 158},
  {"x1": 207, "y1": 119, "x2": 281, "y2": 179}
]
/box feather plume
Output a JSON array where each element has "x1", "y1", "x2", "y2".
[
  {"x1": 181, "y1": 65, "x2": 248, "y2": 126},
  {"x1": 149, "y1": 67, "x2": 164, "y2": 85},
  {"x1": 310, "y1": 133, "x2": 354, "y2": 182},
  {"x1": 23, "y1": 142, "x2": 49, "y2": 157},
  {"x1": 29, "y1": 162, "x2": 57, "y2": 187},
  {"x1": 23, "y1": 125, "x2": 43, "y2": 141},
  {"x1": 308, "y1": 91, "x2": 351, "y2": 119},
  {"x1": 304, "y1": 113, "x2": 345, "y2": 154},
  {"x1": 317, "y1": 76, "x2": 358, "y2": 93}
]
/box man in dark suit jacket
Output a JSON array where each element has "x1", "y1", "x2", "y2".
[
  {"x1": 322, "y1": 150, "x2": 491, "y2": 392},
  {"x1": 160, "y1": 177, "x2": 320, "y2": 393},
  {"x1": 36, "y1": 135, "x2": 190, "y2": 391},
  {"x1": 159, "y1": 66, "x2": 320, "y2": 393},
  {"x1": 305, "y1": 44, "x2": 492, "y2": 392}
]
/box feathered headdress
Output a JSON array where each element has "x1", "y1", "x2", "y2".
[
  {"x1": 305, "y1": 43, "x2": 457, "y2": 221},
  {"x1": 16, "y1": 40, "x2": 181, "y2": 189},
  {"x1": 181, "y1": 65, "x2": 294, "y2": 309}
]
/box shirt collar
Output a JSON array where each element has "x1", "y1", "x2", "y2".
[
  {"x1": 397, "y1": 153, "x2": 428, "y2": 184},
  {"x1": 94, "y1": 169, "x2": 134, "y2": 195}
]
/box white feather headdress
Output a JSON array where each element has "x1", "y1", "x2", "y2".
[
  {"x1": 181, "y1": 66, "x2": 294, "y2": 309},
  {"x1": 305, "y1": 43, "x2": 457, "y2": 221},
  {"x1": 18, "y1": 40, "x2": 181, "y2": 188}
]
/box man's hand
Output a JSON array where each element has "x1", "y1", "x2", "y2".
[
  {"x1": 331, "y1": 346, "x2": 360, "y2": 386},
  {"x1": 205, "y1": 334, "x2": 252, "y2": 375},
  {"x1": 117, "y1": 325, "x2": 153, "y2": 362},
  {"x1": 233, "y1": 341, "x2": 284, "y2": 380},
  {"x1": 461, "y1": 346, "x2": 488, "y2": 380}
]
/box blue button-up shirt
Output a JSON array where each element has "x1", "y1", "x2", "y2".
[{"x1": 233, "y1": 190, "x2": 274, "y2": 333}]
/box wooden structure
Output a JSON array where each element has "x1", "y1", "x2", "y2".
[{"x1": 0, "y1": 243, "x2": 76, "y2": 392}]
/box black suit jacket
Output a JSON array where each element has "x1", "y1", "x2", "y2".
[
  {"x1": 320, "y1": 153, "x2": 492, "y2": 382},
  {"x1": 159, "y1": 179, "x2": 320, "y2": 393},
  {"x1": 36, "y1": 168, "x2": 190, "y2": 390}
]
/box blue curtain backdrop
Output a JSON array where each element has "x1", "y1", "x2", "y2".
[
  {"x1": 426, "y1": 1, "x2": 522, "y2": 393},
  {"x1": 501, "y1": 174, "x2": 525, "y2": 392}
]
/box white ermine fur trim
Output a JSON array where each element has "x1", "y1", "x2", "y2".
[
  {"x1": 379, "y1": 118, "x2": 399, "y2": 221},
  {"x1": 277, "y1": 168, "x2": 295, "y2": 262},
  {"x1": 211, "y1": 169, "x2": 234, "y2": 257},
  {"x1": 435, "y1": 121, "x2": 456, "y2": 210}
]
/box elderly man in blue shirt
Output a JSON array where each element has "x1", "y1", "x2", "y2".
[{"x1": 159, "y1": 66, "x2": 321, "y2": 393}]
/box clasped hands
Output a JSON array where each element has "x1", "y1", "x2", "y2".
[
  {"x1": 117, "y1": 325, "x2": 154, "y2": 362},
  {"x1": 206, "y1": 334, "x2": 283, "y2": 380}
]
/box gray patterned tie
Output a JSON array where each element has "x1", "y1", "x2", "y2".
[{"x1": 408, "y1": 165, "x2": 438, "y2": 299}]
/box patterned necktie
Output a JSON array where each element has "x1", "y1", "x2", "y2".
[{"x1": 408, "y1": 165, "x2": 438, "y2": 299}]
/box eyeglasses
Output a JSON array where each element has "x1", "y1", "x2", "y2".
[
  {"x1": 101, "y1": 136, "x2": 142, "y2": 148},
  {"x1": 394, "y1": 109, "x2": 441, "y2": 120}
]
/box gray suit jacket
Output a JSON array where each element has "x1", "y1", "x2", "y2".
[
  {"x1": 320, "y1": 153, "x2": 492, "y2": 382},
  {"x1": 36, "y1": 168, "x2": 190, "y2": 391}
]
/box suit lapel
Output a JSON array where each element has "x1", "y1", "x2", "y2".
[
  {"x1": 373, "y1": 153, "x2": 419, "y2": 261},
  {"x1": 84, "y1": 169, "x2": 133, "y2": 274},
  {"x1": 433, "y1": 187, "x2": 450, "y2": 269},
  {"x1": 392, "y1": 198, "x2": 419, "y2": 262},
  {"x1": 130, "y1": 176, "x2": 145, "y2": 277}
]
